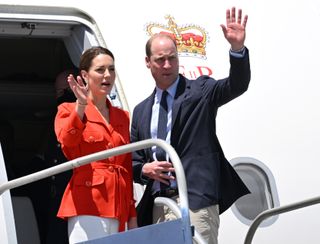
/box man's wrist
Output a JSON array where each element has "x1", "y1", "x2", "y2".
[
  {"x1": 141, "y1": 163, "x2": 149, "y2": 183},
  {"x1": 231, "y1": 46, "x2": 245, "y2": 53},
  {"x1": 230, "y1": 46, "x2": 246, "y2": 58}
]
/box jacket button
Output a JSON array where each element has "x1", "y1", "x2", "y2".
[
  {"x1": 88, "y1": 136, "x2": 95, "y2": 143},
  {"x1": 70, "y1": 129, "x2": 76, "y2": 135},
  {"x1": 85, "y1": 181, "x2": 92, "y2": 187},
  {"x1": 108, "y1": 166, "x2": 114, "y2": 172},
  {"x1": 107, "y1": 142, "x2": 113, "y2": 149}
]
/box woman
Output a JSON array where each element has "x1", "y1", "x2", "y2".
[{"x1": 54, "y1": 46, "x2": 137, "y2": 244}]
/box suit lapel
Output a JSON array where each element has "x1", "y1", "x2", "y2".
[
  {"x1": 141, "y1": 90, "x2": 155, "y2": 139},
  {"x1": 172, "y1": 75, "x2": 190, "y2": 127}
]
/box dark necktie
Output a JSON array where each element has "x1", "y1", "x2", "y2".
[
  {"x1": 156, "y1": 90, "x2": 170, "y2": 191},
  {"x1": 156, "y1": 90, "x2": 168, "y2": 161}
]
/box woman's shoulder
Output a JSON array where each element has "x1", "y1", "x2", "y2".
[
  {"x1": 57, "y1": 101, "x2": 76, "y2": 111},
  {"x1": 111, "y1": 105, "x2": 130, "y2": 120}
]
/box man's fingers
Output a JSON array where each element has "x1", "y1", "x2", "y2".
[
  {"x1": 156, "y1": 161, "x2": 174, "y2": 171},
  {"x1": 237, "y1": 9, "x2": 242, "y2": 24},
  {"x1": 226, "y1": 9, "x2": 231, "y2": 25},
  {"x1": 242, "y1": 15, "x2": 248, "y2": 28},
  {"x1": 159, "y1": 167, "x2": 175, "y2": 173},
  {"x1": 231, "y1": 7, "x2": 236, "y2": 23},
  {"x1": 226, "y1": 7, "x2": 247, "y2": 27},
  {"x1": 156, "y1": 176, "x2": 171, "y2": 185},
  {"x1": 160, "y1": 172, "x2": 175, "y2": 180}
]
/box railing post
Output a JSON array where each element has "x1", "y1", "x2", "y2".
[{"x1": 244, "y1": 195, "x2": 320, "y2": 244}]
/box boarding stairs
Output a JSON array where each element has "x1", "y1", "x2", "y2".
[
  {"x1": 2, "y1": 139, "x2": 320, "y2": 243},
  {"x1": 0, "y1": 139, "x2": 205, "y2": 244}
]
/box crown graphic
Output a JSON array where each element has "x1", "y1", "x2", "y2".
[{"x1": 145, "y1": 15, "x2": 208, "y2": 59}]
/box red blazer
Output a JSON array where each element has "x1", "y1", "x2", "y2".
[{"x1": 54, "y1": 99, "x2": 136, "y2": 231}]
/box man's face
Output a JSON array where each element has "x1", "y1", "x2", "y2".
[{"x1": 146, "y1": 36, "x2": 179, "y2": 90}]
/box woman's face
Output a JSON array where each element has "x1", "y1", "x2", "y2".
[{"x1": 82, "y1": 53, "x2": 115, "y2": 97}]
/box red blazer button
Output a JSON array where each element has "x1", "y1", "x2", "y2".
[{"x1": 88, "y1": 136, "x2": 95, "y2": 143}]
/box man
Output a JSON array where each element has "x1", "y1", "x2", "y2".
[{"x1": 131, "y1": 7, "x2": 250, "y2": 244}]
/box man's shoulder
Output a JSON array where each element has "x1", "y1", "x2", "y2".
[
  {"x1": 133, "y1": 93, "x2": 153, "y2": 111},
  {"x1": 186, "y1": 75, "x2": 216, "y2": 88},
  {"x1": 181, "y1": 74, "x2": 213, "y2": 82}
]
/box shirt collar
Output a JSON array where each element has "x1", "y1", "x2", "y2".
[{"x1": 156, "y1": 76, "x2": 179, "y2": 98}]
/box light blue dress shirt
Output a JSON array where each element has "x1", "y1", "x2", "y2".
[{"x1": 150, "y1": 77, "x2": 179, "y2": 191}]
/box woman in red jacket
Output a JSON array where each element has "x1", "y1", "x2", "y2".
[{"x1": 54, "y1": 46, "x2": 137, "y2": 244}]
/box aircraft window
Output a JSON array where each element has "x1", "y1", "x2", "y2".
[{"x1": 229, "y1": 157, "x2": 280, "y2": 227}]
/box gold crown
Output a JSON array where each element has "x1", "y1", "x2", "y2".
[{"x1": 145, "y1": 15, "x2": 208, "y2": 59}]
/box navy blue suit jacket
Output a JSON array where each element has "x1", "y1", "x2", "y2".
[{"x1": 131, "y1": 48, "x2": 251, "y2": 226}]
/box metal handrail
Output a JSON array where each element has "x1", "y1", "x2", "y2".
[
  {"x1": 154, "y1": 197, "x2": 206, "y2": 244},
  {"x1": 244, "y1": 195, "x2": 320, "y2": 244},
  {"x1": 0, "y1": 139, "x2": 193, "y2": 244}
]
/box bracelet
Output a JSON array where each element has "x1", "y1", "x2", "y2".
[{"x1": 77, "y1": 100, "x2": 88, "y2": 106}]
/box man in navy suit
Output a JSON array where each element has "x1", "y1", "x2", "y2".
[{"x1": 131, "y1": 7, "x2": 250, "y2": 244}]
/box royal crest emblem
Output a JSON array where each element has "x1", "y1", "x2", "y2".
[{"x1": 145, "y1": 15, "x2": 208, "y2": 59}]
